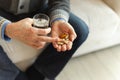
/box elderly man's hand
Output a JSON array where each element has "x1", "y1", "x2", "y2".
[
  {"x1": 51, "y1": 20, "x2": 77, "y2": 52},
  {"x1": 5, "y1": 18, "x2": 57, "y2": 49}
]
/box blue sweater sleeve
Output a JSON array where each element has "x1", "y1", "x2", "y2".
[{"x1": 1, "y1": 20, "x2": 11, "y2": 41}]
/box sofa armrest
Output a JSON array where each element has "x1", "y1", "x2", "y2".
[{"x1": 103, "y1": 0, "x2": 120, "y2": 16}]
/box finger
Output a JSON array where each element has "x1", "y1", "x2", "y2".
[
  {"x1": 31, "y1": 44, "x2": 42, "y2": 49},
  {"x1": 52, "y1": 42, "x2": 59, "y2": 49},
  {"x1": 32, "y1": 45, "x2": 43, "y2": 49},
  {"x1": 37, "y1": 42, "x2": 46, "y2": 49},
  {"x1": 52, "y1": 38, "x2": 67, "y2": 49},
  {"x1": 26, "y1": 18, "x2": 34, "y2": 24},
  {"x1": 37, "y1": 36, "x2": 58, "y2": 42},
  {"x1": 69, "y1": 34, "x2": 76, "y2": 42},
  {"x1": 57, "y1": 45, "x2": 62, "y2": 52},
  {"x1": 37, "y1": 28, "x2": 51, "y2": 35},
  {"x1": 68, "y1": 25, "x2": 77, "y2": 41},
  {"x1": 32, "y1": 42, "x2": 46, "y2": 49},
  {"x1": 61, "y1": 44, "x2": 67, "y2": 52},
  {"x1": 33, "y1": 27, "x2": 51, "y2": 35},
  {"x1": 66, "y1": 41, "x2": 73, "y2": 50}
]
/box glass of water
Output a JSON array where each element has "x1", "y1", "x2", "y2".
[{"x1": 33, "y1": 13, "x2": 49, "y2": 29}]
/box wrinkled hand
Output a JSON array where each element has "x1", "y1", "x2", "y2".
[
  {"x1": 51, "y1": 20, "x2": 77, "y2": 52},
  {"x1": 5, "y1": 18, "x2": 57, "y2": 49}
]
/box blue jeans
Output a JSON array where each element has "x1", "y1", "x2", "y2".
[
  {"x1": 17, "y1": 13, "x2": 89, "y2": 80},
  {"x1": 0, "y1": 10, "x2": 89, "y2": 80}
]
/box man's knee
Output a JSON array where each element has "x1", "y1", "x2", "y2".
[{"x1": 76, "y1": 24, "x2": 89, "y2": 43}]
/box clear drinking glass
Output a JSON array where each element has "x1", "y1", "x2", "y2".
[{"x1": 33, "y1": 13, "x2": 49, "y2": 29}]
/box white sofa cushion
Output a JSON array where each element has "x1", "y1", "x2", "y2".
[{"x1": 71, "y1": 0, "x2": 120, "y2": 57}]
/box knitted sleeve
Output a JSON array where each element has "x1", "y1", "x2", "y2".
[{"x1": 48, "y1": 0, "x2": 70, "y2": 24}]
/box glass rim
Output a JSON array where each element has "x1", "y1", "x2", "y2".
[{"x1": 33, "y1": 13, "x2": 50, "y2": 21}]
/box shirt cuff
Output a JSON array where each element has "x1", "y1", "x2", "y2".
[
  {"x1": 51, "y1": 18, "x2": 66, "y2": 25},
  {"x1": 1, "y1": 20, "x2": 11, "y2": 41}
]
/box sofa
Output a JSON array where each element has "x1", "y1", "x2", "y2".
[{"x1": 72, "y1": 0, "x2": 120, "y2": 57}]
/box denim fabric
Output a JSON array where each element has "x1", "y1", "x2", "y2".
[
  {"x1": 0, "y1": 46, "x2": 19, "y2": 80},
  {"x1": 33, "y1": 13, "x2": 89, "y2": 79}
]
